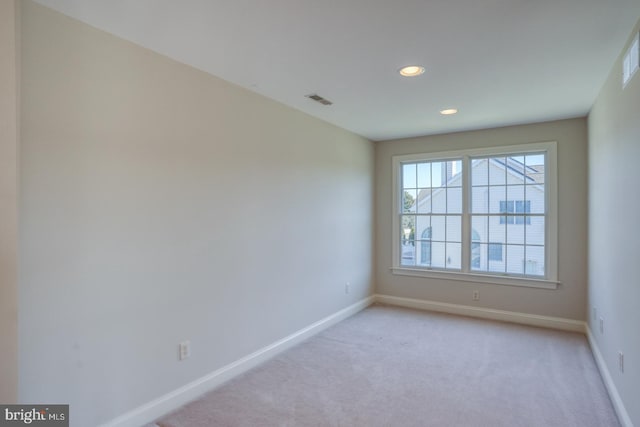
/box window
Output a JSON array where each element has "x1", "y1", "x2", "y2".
[{"x1": 392, "y1": 142, "x2": 558, "y2": 289}]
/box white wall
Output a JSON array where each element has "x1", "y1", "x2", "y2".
[
  {"x1": 19, "y1": 2, "x2": 374, "y2": 425},
  {"x1": 588, "y1": 18, "x2": 640, "y2": 427},
  {"x1": 0, "y1": 0, "x2": 19, "y2": 404},
  {"x1": 376, "y1": 118, "x2": 588, "y2": 320}
]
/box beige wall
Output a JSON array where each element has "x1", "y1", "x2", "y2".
[
  {"x1": 375, "y1": 118, "x2": 588, "y2": 320},
  {"x1": 19, "y1": 2, "x2": 374, "y2": 425},
  {"x1": 0, "y1": 0, "x2": 19, "y2": 404},
  {"x1": 588, "y1": 18, "x2": 640, "y2": 427}
]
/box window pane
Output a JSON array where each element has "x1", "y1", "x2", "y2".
[
  {"x1": 401, "y1": 215, "x2": 415, "y2": 243},
  {"x1": 489, "y1": 218, "x2": 506, "y2": 243},
  {"x1": 403, "y1": 189, "x2": 417, "y2": 213},
  {"x1": 507, "y1": 185, "x2": 524, "y2": 205},
  {"x1": 526, "y1": 216, "x2": 544, "y2": 245},
  {"x1": 471, "y1": 242, "x2": 482, "y2": 271},
  {"x1": 489, "y1": 157, "x2": 506, "y2": 185},
  {"x1": 515, "y1": 201, "x2": 530, "y2": 225},
  {"x1": 516, "y1": 200, "x2": 530, "y2": 213},
  {"x1": 431, "y1": 242, "x2": 446, "y2": 268},
  {"x1": 525, "y1": 245, "x2": 545, "y2": 276},
  {"x1": 506, "y1": 245, "x2": 525, "y2": 275},
  {"x1": 401, "y1": 243, "x2": 415, "y2": 266},
  {"x1": 525, "y1": 154, "x2": 545, "y2": 184},
  {"x1": 509, "y1": 155, "x2": 525, "y2": 166},
  {"x1": 418, "y1": 239, "x2": 432, "y2": 267},
  {"x1": 446, "y1": 216, "x2": 461, "y2": 242},
  {"x1": 506, "y1": 219, "x2": 524, "y2": 244},
  {"x1": 529, "y1": 188, "x2": 545, "y2": 214},
  {"x1": 471, "y1": 158, "x2": 488, "y2": 186},
  {"x1": 432, "y1": 162, "x2": 445, "y2": 188},
  {"x1": 501, "y1": 200, "x2": 514, "y2": 213},
  {"x1": 446, "y1": 243, "x2": 461, "y2": 269},
  {"x1": 447, "y1": 160, "x2": 462, "y2": 187},
  {"x1": 488, "y1": 243, "x2": 503, "y2": 261},
  {"x1": 471, "y1": 217, "x2": 487, "y2": 243},
  {"x1": 417, "y1": 189, "x2": 432, "y2": 213},
  {"x1": 431, "y1": 216, "x2": 445, "y2": 241},
  {"x1": 447, "y1": 187, "x2": 462, "y2": 214},
  {"x1": 403, "y1": 163, "x2": 416, "y2": 188},
  {"x1": 506, "y1": 156, "x2": 525, "y2": 184},
  {"x1": 488, "y1": 244, "x2": 506, "y2": 273},
  {"x1": 416, "y1": 216, "x2": 431, "y2": 239},
  {"x1": 432, "y1": 188, "x2": 447, "y2": 213},
  {"x1": 472, "y1": 187, "x2": 488, "y2": 213},
  {"x1": 417, "y1": 163, "x2": 431, "y2": 188},
  {"x1": 489, "y1": 186, "x2": 507, "y2": 214}
]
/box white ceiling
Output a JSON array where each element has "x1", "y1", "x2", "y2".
[{"x1": 33, "y1": 0, "x2": 640, "y2": 141}]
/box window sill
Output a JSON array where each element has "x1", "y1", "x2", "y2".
[{"x1": 390, "y1": 267, "x2": 559, "y2": 290}]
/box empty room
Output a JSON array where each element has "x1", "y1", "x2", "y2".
[{"x1": 1, "y1": 1, "x2": 639, "y2": 426}]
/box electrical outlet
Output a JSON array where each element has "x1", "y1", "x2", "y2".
[
  {"x1": 179, "y1": 340, "x2": 191, "y2": 361},
  {"x1": 345, "y1": 282, "x2": 350, "y2": 294},
  {"x1": 619, "y1": 352, "x2": 624, "y2": 373},
  {"x1": 599, "y1": 318, "x2": 604, "y2": 334},
  {"x1": 472, "y1": 290, "x2": 480, "y2": 301}
]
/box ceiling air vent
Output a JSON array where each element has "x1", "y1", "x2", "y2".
[{"x1": 306, "y1": 94, "x2": 333, "y2": 105}]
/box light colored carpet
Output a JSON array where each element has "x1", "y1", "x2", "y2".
[{"x1": 153, "y1": 304, "x2": 619, "y2": 427}]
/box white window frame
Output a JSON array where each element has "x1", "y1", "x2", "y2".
[{"x1": 391, "y1": 141, "x2": 559, "y2": 290}]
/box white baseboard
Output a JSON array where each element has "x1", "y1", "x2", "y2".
[
  {"x1": 99, "y1": 296, "x2": 375, "y2": 427},
  {"x1": 374, "y1": 294, "x2": 586, "y2": 333},
  {"x1": 586, "y1": 326, "x2": 632, "y2": 427}
]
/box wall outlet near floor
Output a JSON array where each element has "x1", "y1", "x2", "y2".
[
  {"x1": 345, "y1": 282, "x2": 350, "y2": 294},
  {"x1": 179, "y1": 340, "x2": 191, "y2": 361},
  {"x1": 618, "y1": 352, "x2": 624, "y2": 373},
  {"x1": 472, "y1": 290, "x2": 480, "y2": 301},
  {"x1": 599, "y1": 318, "x2": 604, "y2": 334}
]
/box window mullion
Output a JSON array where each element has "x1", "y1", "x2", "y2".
[{"x1": 461, "y1": 155, "x2": 470, "y2": 272}]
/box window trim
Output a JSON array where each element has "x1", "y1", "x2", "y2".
[{"x1": 391, "y1": 141, "x2": 559, "y2": 290}]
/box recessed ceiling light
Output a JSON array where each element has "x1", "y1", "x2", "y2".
[
  {"x1": 399, "y1": 65, "x2": 425, "y2": 77},
  {"x1": 440, "y1": 108, "x2": 458, "y2": 115}
]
